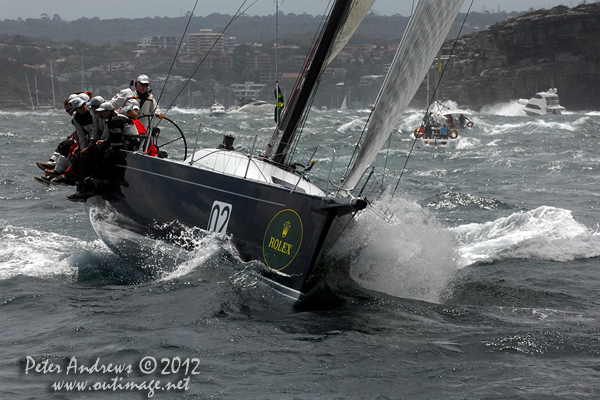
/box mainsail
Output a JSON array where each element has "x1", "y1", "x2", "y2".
[{"x1": 341, "y1": 0, "x2": 465, "y2": 191}]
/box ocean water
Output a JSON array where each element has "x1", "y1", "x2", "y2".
[{"x1": 2, "y1": 103, "x2": 600, "y2": 399}]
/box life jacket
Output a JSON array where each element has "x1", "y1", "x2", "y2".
[{"x1": 131, "y1": 118, "x2": 158, "y2": 156}]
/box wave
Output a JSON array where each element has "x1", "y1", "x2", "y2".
[
  {"x1": 480, "y1": 101, "x2": 526, "y2": 116},
  {"x1": 0, "y1": 224, "x2": 111, "y2": 280},
  {"x1": 331, "y1": 195, "x2": 459, "y2": 304},
  {"x1": 475, "y1": 119, "x2": 579, "y2": 137},
  {"x1": 336, "y1": 117, "x2": 367, "y2": 133},
  {"x1": 456, "y1": 136, "x2": 482, "y2": 149},
  {"x1": 450, "y1": 206, "x2": 600, "y2": 267},
  {"x1": 168, "y1": 106, "x2": 208, "y2": 115}
]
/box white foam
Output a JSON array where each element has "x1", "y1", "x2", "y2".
[
  {"x1": 398, "y1": 112, "x2": 425, "y2": 132},
  {"x1": 168, "y1": 106, "x2": 208, "y2": 115},
  {"x1": 480, "y1": 101, "x2": 527, "y2": 116},
  {"x1": 450, "y1": 206, "x2": 600, "y2": 267},
  {"x1": 456, "y1": 137, "x2": 482, "y2": 149},
  {"x1": 332, "y1": 195, "x2": 458, "y2": 303},
  {"x1": 158, "y1": 232, "x2": 227, "y2": 281},
  {"x1": 0, "y1": 225, "x2": 111, "y2": 280},
  {"x1": 336, "y1": 118, "x2": 367, "y2": 133}
]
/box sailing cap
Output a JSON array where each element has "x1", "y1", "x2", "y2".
[
  {"x1": 120, "y1": 103, "x2": 139, "y2": 114},
  {"x1": 70, "y1": 97, "x2": 86, "y2": 109},
  {"x1": 78, "y1": 93, "x2": 90, "y2": 102},
  {"x1": 88, "y1": 96, "x2": 105, "y2": 107},
  {"x1": 136, "y1": 74, "x2": 150, "y2": 84},
  {"x1": 96, "y1": 102, "x2": 114, "y2": 112}
]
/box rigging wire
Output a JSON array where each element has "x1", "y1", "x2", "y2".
[
  {"x1": 379, "y1": 131, "x2": 393, "y2": 192},
  {"x1": 390, "y1": 0, "x2": 475, "y2": 197},
  {"x1": 155, "y1": 0, "x2": 199, "y2": 108},
  {"x1": 160, "y1": 0, "x2": 257, "y2": 119},
  {"x1": 265, "y1": 0, "x2": 334, "y2": 160}
]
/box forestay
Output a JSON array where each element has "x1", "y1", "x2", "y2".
[{"x1": 341, "y1": 0, "x2": 465, "y2": 191}]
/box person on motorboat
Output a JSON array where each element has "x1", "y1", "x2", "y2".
[{"x1": 458, "y1": 113, "x2": 466, "y2": 129}]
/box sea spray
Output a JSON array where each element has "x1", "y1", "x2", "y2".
[
  {"x1": 480, "y1": 101, "x2": 526, "y2": 116},
  {"x1": 331, "y1": 194, "x2": 458, "y2": 303}
]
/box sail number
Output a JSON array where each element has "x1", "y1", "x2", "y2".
[{"x1": 207, "y1": 201, "x2": 232, "y2": 233}]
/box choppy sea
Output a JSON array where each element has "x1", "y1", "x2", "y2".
[{"x1": 2, "y1": 101, "x2": 600, "y2": 399}]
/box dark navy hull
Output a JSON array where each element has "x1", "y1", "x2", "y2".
[{"x1": 86, "y1": 151, "x2": 363, "y2": 300}]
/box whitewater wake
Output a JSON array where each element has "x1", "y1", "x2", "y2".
[{"x1": 450, "y1": 205, "x2": 600, "y2": 267}]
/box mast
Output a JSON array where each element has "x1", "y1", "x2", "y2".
[
  {"x1": 34, "y1": 76, "x2": 40, "y2": 108},
  {"x1": 50, "y1": 61, "x2": 56, "y2": 109},
  {"x1": 271, "y1": 0, "x2": 353, "y2": 165},
  {"x1": 25, "y1": 73, "x2": 35, "y2": 110},
  {"x1": 274, "y1": 0, "x2": 281, "y2": 124}
]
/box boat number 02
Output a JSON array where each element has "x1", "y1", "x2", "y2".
[{"x1": 207, "y1": 201, "x2": 232, "y2": 233}]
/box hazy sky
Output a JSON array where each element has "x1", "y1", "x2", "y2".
[{"x1": 0, "y1": 0, "x2": 580, "y2": 21}]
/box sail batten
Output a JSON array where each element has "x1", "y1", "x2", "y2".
[{"x1": 341, "y1": 0, "x2": 465, "y2": 191}]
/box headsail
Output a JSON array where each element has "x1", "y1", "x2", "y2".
[
  {"x1": 327, "y1": 0, "x2": 376, "y2": 65},
  {"x1": 341, "y1": 0, "x2": 465, "y2": 191},
  {"x1": 268, "y1": 0, "x2": 374, "y2": 165}
]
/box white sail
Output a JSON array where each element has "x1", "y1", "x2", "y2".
[
  {"x1": 326, "y1": 0, "x2": 376, "y2": 65},
  {"x1": 341, "y1": 93, "x2": 348, "y2": 110},
  {"x1": 341, "y1": 0, "x2": 465, "y2": 191}
]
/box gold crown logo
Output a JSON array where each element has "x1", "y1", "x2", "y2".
[{"x1": 282, "y1": 221, "x2": 291, "y2": 238}]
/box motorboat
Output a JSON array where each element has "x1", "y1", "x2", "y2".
[
  {"x1": 441, "y1": 109, "x2": 473, "y2": 129},
  {"x1": 429, "y1": 102, "x2": 474, "y2": 129},
  {"x1": 412, "y1": 104, "x2": 466, "y2": 148},
  {"x1": 209, "y1": 101, "x2": 227, "y2": 117},
  {"x1": 517, "y1": 88, "x2": 565, "y2": 116},
  {"x1": 414, "y1": 125, "x2": 460, "y2": 149}
]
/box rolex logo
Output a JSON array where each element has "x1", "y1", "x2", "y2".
[{"x1": 282, "y1": 221, "x2": 291, "y2": 238}]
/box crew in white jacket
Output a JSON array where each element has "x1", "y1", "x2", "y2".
[{"x1": 109, "y1": 74, "x2": 164, "y2": 130}]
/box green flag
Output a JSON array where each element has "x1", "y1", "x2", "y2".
[{"x1": 274, "y1": 84, "x2": 284, "y2": 123}]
